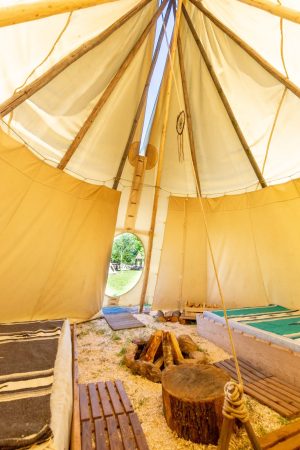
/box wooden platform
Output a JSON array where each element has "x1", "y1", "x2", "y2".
[
  {"x1": 103, "y1": 313, "x2": 145, "y2": 331},
  {"x1": 214, "y1": 358, "x2": 300, "y2": 418},
  {"x1": 197, "y1": 315, "x2": 300, "y2": 389},
  {"x1": 259, "y1": 420, "x2": 300, "y2": 449},
  {"x1": 79, "y1": 380, "x2": 149, "y2": 450}
]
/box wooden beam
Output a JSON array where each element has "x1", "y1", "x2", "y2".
[
  {"x1": 236, "y1": 0, "x2": 300, "y2": 25},
  {"x1": 139, "y1": 0, "x2": 184, "y2": 313},
  {"x1": 183, "y1": 4, "x2": 267, "y2": 188},
  {"x1": 177, "y1": 32, "x2": 201, "y2": 196},
  {"x1": 189, "y1": 0, "x2": 300, "y2": 100},
  {"x1": 57, "y1": 0, "x2": 169, "y2": 170},
  {"x1": 113, "y1": 0, "x2": 173, "y2": 190},
  {"x1": 0, "y1": 0, "x2": 122, "y2": 27},
  {"x1": 0, "y1": 0, "x2": 152, "y2": 118}
]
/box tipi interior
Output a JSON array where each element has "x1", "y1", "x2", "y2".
[{"x1": 1, "y1": 0, "x2": 300, "y2": 449}]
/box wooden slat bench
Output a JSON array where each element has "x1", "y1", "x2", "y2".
[
  {"x1": 71, "y1": 324, "x2": 149, "y2": 450},
  {"x1": 79, "y1": 380, "x2": 149, "y2": 450},
  {"x1": 214, "y1": 358, "x2": 300, "y2": 418},
  {"x1": 259, "y1": 420, "x2": 300, "y2": 449}
]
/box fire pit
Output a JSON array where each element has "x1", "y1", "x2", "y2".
[{"x1": 123, "y1": 331, "x2": 207, "y2": 382}]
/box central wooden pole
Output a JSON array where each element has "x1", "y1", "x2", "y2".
[
  {"x1": 113, "y1": 0, "x2": 173, "y2": 190},
  {"x1": 57, "y1": 0, "x2": 168, "y2": 170},
  {"x1": 139, "y1": 0, "x2": 184, "y2": 313}
]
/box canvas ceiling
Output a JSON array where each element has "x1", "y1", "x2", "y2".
[
  {"x1": 0, "y1": 0, "x2": 300, "y2": 197},
  {"x1": 0, "y1": 0, "x2": 300, "y2": 309}
]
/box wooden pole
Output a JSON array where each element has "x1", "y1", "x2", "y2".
[
  {"x1": 0, "y1": 0, "x2": 152, "y2": 118},
  {"x1": 139, "y1": 0, "x2": 184, "y2": 313},
  {"x1": 57, "y1": 0, "x2": 169, "y2": 170},
  {"x1": 236, "y1": 0, "x2": 300, "y2": 25},
  {"x1": 189, "y1": 0, "x2": 300, "y2": 100},
  {"x1": 177, "y1": 32, "x2": 201, "y2": 196},
  {"x1": 182, "y1": 4, "x2": 267, "y2": 188},
  {"x1": 0, "y1": 0, "x2": 122, "y2": 27},
  {"x1": 113, "y1": 0, "x2": 173, "y2": 190}
]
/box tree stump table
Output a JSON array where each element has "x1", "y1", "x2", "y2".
[{"x1": 162, "y1": 364, "x2": 230, "y2": 445}]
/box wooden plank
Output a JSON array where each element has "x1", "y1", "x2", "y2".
[
  {"x1": 268, "y1": 377, "x2": 300, "y2": 399},
  {"x1": 81, "y1": 421, "x2": 92, "y2": 450},
  {"x1": 270, "y1": 433, "x2": 300, "y2": 450},
  {"x1": 214, "y1": 360, "x2": 300, "y2": 417},
  {"x1": 97, "y1": 382, "x2": 113, "y2": 417},
  {"x1": 95, "y1": 418, "x2": 109, "y2": 450},
  {"x1": 88, "y1": 383, "x2": 102, "y2": 419},
  {"x1": 106, "y1": 380, "x2": 124, "y2": 415},
  {"x1": 259, "y1": 420, "x2": 300, "y2": 449},
  {"x1": 244, "y1": 385, "x2": 295, "y2": 418},
  {"x1": 249, "y1": 381, "x2": 299, "y2": 415},
  {"x1": 79, "y1": 384, "x2": 90, "y2": 421},
  {"x1": 106, "y1": 416, "x2": 123, "y2": 450},
  {"x1": 129, "y1": 412, "x2": 149, "y2": 450},
  {"x1": 139, "y1": 0, "x2": 184, "y2": 313},
  {"x1": 71, "y1": 325, "x2": 81, "y2": 450},
  {"x1": 258, "y1": 379, "x2": 300, "y2": 409},
  {"x1": 115, "y1": 380, "x2": 134, "y2": 413},
  {"x1": 118, "y1": 414, "x2": 136, "y2": 450}
]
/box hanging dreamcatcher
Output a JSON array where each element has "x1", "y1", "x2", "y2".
[{"x1": 176, "y1": 110, "x2": 185, "y2": 163}]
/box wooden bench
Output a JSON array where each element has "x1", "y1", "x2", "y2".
[
  {"x1": 214, "y1": 358, "x2": 300, "y2": 418},
  {"x1": 71, "y1": 325, "x2": 149, "y2": 450},
  {"x1": 259, "y1": 420, "x2": 300, "y2": 450}
]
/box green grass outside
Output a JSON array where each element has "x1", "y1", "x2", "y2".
[{"x1": 106, "y1": 270, "x2": 142, "y2": 297}]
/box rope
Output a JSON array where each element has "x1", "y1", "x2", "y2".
[{"x1": 222, "y1": 381, "x2": 249, "y2": 423}]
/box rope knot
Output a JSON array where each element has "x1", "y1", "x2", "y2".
[{"x1": 222, "y1": 381, "x2": 249, "y2": 423}]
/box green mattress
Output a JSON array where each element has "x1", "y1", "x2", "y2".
[
  {"x1": 213, "y1": 305, "x2": 288, "y2": 318},
  {"x1": 246, "y1": 316, "x2": 300, "y2": 339}
]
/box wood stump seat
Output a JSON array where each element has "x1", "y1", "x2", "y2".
[{"x1": 162, "y1": 364, "x2": 230, "y2": 445}]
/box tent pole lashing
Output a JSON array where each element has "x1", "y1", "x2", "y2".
[
  {"x1": 182, "y1": 4, "x2": 267, "y2": 189},
  {"x1": 57, "y1": 0, "x2": 169, "y2": 170},
  {"x1": 0, "y1": 0, "x2": 153, "y2": 118}
]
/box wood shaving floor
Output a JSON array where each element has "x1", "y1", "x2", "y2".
[{"x1": 77, "y1": 313, "x2": 290, "y2": 450}]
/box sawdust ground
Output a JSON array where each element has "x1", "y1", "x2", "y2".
[{"x1": 77, "y1": 313, "x2": 290, "y2": 450}]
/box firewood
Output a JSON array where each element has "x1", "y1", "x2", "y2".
[
  {"x1": 154, "y1": 355, "x2": 164, "y2": 369},
  {"x1": 130, "y1": 360, "x2": 162, "y2": 383},
  {"x1": 170, "y1": 310, "x2": 181, "y2": 322},
  {"x1": 178, "y1": 334, "x2": 198, "y2": 355},
  {"x1": 169, "y1": 332, "x2": 184, "y2": 363},
  {"x1": 162, "y1": 332, "x2": 174, "y2": 367},
  {"x1": 155, "y1": 310, "x2": 166, "y2": 322},
  {"x1": 140, "y1": 330, "x2": 163, "y2": 362},
  {"x1": 189, "y1": 351, "x2": 208, "y2": 364}
]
